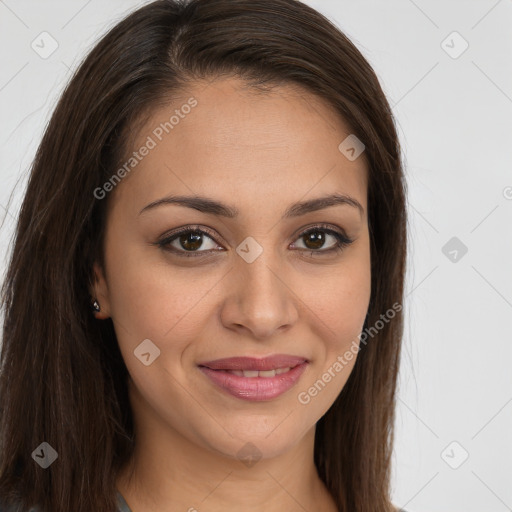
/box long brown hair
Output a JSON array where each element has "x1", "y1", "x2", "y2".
[{"x1": 0, "y1": 1, "x2": 407, "y2": 511}]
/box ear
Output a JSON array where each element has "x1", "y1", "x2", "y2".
[{"x1": 90, "y1": 261, "x2": 111, "y2": 319}]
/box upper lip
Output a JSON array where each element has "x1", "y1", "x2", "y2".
[{"x1": 198, "y1": 354, "x2": 309, "y2": 371}]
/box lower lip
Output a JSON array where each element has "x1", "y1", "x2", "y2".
[{"x1": 199, "y1": 362, "x2": 309, "y2": 401}]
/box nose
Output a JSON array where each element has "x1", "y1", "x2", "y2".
[{"x1": 220, "y1": 248, "x2": 299, "y2": 340}]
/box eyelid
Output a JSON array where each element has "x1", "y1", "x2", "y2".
[{"x1": 293, "y1": 223, "x2": 349, "y2": 242}]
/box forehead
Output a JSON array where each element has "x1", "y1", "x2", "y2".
[{"x1": 109, "y1": 76, "x2": 368, "y2": 217}]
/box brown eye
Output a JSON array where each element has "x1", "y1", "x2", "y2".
[
  {"x1": 177, "y1": 232, "x2": 205, "y2": 251},
  {"x1": 301, "y1": 230, "x2": 328, "y2": 250},
  {"x1": 293, "y1": 226, "x2": 353, "y2": 255},
  {"x1": 157, "y1": 227, "x2": 221, "y2": 256}
]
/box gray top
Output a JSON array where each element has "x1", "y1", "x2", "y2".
[{"x1": 116, "y1": 490, "x2": 132, "y2": 512}]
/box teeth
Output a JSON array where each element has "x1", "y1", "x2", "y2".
[
  {"x1": 243, "y1": 370, "x2": 260, "y2": 378},
  {"x1": 226, "y1": 367, "x2": 292, "y2": 377}
]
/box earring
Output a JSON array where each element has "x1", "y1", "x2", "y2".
[{"x1": 92, "y1": 299, "x2": 101, "y2": 312}]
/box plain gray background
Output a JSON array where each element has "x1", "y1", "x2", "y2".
[{"x1": 1, "y1": 1, "x2": 511, "y2": 511}]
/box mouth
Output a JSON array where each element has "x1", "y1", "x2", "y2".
[
  {"x1": 197, "y1": 354, "x2": 309, "y2": 371},
  {"x1": 205, "y1": 366, "x2": 297, "y2": 378},
  {"x1": 197, "y1": 354, "x2": 309, "y2": 401}
]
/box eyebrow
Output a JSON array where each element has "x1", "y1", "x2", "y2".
[{"x1": 139, "y1": 192, "x2": 364, "y2": 218}]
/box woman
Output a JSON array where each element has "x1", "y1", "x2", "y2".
[{"x1": 0, "y1": 0, "x2": 408, "y2": 511}]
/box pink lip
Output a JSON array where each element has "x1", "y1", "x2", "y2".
[
  {"x1": 197, "y1": 354, "x2": 308, "y2": 371},
  {"x1": 198, "y1": 357, "x2": 309, "y2": 402}
]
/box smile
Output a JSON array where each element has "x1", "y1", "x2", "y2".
[
  {"x1": 218, "y1": 367, "x2": 293, "y2": 377},
  {"x1": 198, "y1": 361, "x2": 309, "y2": 401}
]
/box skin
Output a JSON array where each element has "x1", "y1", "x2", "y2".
[{"x1": 91, "y1": 76, "x2": 371, "y2": 512}]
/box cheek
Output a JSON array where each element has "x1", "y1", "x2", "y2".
[
  {"x1": 104, "y1": 231, "x2": 224, "y2": 366},
  {"x1": 105, "y1": 255, "x2": 220, "y2": 423},
  {"x1": 303, "y1": 251, "x2": 371, "y2": 349},
  {"x1": 320, "y1": 272, "x2": 370, "y2": 347},
  {"x1": 295, "y1": 250, "x2": 370, "y2": 409},
  {"x1": 294, "y1": 296, "x2": 367, "y2": 421}
]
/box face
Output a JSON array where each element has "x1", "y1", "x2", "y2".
[{"x1": 92, "y1": 76, "x2": 371, "y2": 461}]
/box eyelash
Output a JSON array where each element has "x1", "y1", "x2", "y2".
[{"x1": 154, "y1": 224, "x2": 354, "y2": 259}]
